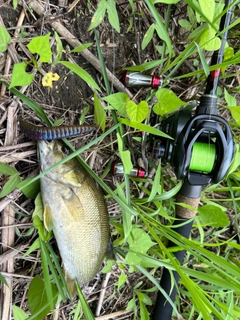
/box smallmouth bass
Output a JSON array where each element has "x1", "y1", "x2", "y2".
[{"x1": 38, "y1": 140, "x2": 113, "y2": 293}]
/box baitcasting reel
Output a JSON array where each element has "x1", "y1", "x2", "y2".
[{"x1": 152, "y1": 94, "x2": 235, "y2": 185}]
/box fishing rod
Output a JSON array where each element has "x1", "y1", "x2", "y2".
[{"x1": 122, "y1": 0, "x2": 235, "y2": 318}]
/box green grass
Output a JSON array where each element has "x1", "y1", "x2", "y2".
[{"x1": 1, "y1": 0, "x2": 240, "y2": 319}]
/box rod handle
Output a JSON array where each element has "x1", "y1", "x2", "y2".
[{"x1": 152, "y1": 184, "x2": 201, "y2": 320}]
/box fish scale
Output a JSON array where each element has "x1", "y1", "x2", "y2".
[{"x1": 38, "y1": 140, "x2": 113, "y2": 294}]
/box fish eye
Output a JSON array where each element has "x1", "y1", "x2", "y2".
[{"x1": 61, "y1": 146, "x2": 70, "y2": 155}]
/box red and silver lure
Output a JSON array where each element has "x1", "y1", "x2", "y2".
[{"x1": 19, "y1": 118, "x2": 97, "y2": 140}]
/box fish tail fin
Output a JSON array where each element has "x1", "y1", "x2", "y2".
[{"x1": 65, "y1": 271, "x2": 76, "y2": 297}]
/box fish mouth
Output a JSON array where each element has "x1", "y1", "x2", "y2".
[
  {"x1": 38, "y1": 140, "x2": 51, "y2": 156},
  {"x1": 37, "y1": 140, "x2": 54, "y2": 171}
]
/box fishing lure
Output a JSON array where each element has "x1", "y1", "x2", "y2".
[{"x1": 19, "y1": 118, "x2": 97, "y2": 140}]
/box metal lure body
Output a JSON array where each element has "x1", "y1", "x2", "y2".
[
  {"x1": 38, "y1": 140, "x2": 113, "y2": 293},
  {"x1": 19, "y1": 118, "x2": 96, "y2": 140}
]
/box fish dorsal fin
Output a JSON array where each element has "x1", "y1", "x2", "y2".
[{"x1": 43, "y1": 204, "x2": 54, "y2": 231}]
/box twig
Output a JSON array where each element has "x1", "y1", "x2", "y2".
[
  {"x1": 0, "y1": 244, "x2": 28, "y2": 266},
  {"x1": 95, "y1": 309, "x2": 133, "y2": 320},
  {"x1": 0, "y1": 150, "x2": 36, "y2": 163},
  {"x1": 67, "y1": 0, "x2": 81, "y2": 13},
  {"x1": 95, "y1": 272, "x2": 111, "y2": 317}
]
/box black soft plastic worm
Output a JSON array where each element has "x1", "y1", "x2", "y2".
[{"x1": 19, "y1": 118, "x2": 97, "y2": 140}]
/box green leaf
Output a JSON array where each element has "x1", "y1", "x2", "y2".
[
  {"x1": 126, "y1": 101, "x2": 149, "y2": 123},
  {"x1": 126, "y1": 229, "x2": 155, "y2": 266},
  {"x1": 147, "y1": 162, "x2": 161, "y2": 202},
  {"x1": 198, "y1": 205, "x2": 229, "y2": 227},
  {"x1": 28, "y1": 275, "x2": 58, "y2": 320},
  {"x1": 0, "y1": 174, "x2": 21, "y2": 198},
  {"x1": 139, "y1": 301, "x2": 150, "y2": 320},
  {"x1": 114, "y1": 181, "x2": 132, "y2": 241},
  {"x1": 126, "y1": 298, "x2": 136, "y2": 312},
  {"x1": 94, "y1": 91, "x2": 106, "y2": 132},
  {"x1": 199, "y1": 0, "x2": 215, "y2": 23},
  {"x1": 228, "y1": 145, "x2": 240, "y2": 175},
  {"x1": 118, "y1": 272, "x2": 127, "y2": 290},
  {"x1": 228, "y1": 106, "x2": 240, "y2": 125},
  {"x1": 0, "y1": 26, "x2": 11, "y2": 52},
  {"x1": 13, "y1": 0, "x2": 18, "y2": 10},
  {"x1": 195, "y1": 42, "x2": 210, "y2": 77},
  {"x1": 145, "y1": 0, "x2": 173, "y2": 57},
  {"x1": 120, "y1": 150, "x2": 133, "y2": 175},
  {"x1": 18, "y1": 177, "x2": 40, "y2": 199},
  {"x1": 117, "y1": 133, "x2": 133, "y2": 174},
  {"x1": 12, "y1": 306, "x2": 28, "y2": 320},
  {"x1": 103, "y1": 92, "x2": 129, "y2": 116},
  {"x1": 137, "y1": 291, "x2": 153, "y2": 306},
  {"x1": 0, "y1": 162, "x2": 18, "y2": 176},
  {"x1": 53, "y1": 31, "x2": 63, "y2": 64},
  {"x1": 9, "y1": 62, "x2": 34, "y2": 88},
  {"x1": 71, "y1": 42, "x2": 93, "y2": 53},
  {"x1": 199, "y1": 27, "x2": 221, "y2": 51},
  {"x1": 53, "y1": 118, "x2": 64, "y2": 126},
  {"x1": 32, "y1": 193, "x2": 51, "y2": 241},
  {"x1": 118, "y1": 118, "x2": 173, "y2": 139},
  {"x1": 76, "y1": 283, "x2": 95, "y2": 320},
  {"x1": 24, "y1": 238, "x2": 40, "y2": 257},
  {"x1": 224, "y1": 88, "x2": 237, "y2": 107},
  {"x1": 224, "y1": 47, "x2": 234, "y2": 61},
  {"x1": 222, "y1": 47, "x2": 235, "y2": 74},
  {"x1": 0, "y1": 273, "x2": 7, "y2": 285},
  {"x1": 59, "y1": 61, "x2": 100, "y2": 91},
  {"x1": 107, "y1": 0, "x2": 120, "y2": 32},
  {"x1": 101, "y1": 259, "x2": 115, "y2": 273},
  {"x1": 124, "y1": 59, "x2": 166, "y2": 71},
  {"x1": 88, "y1": 0, "x2": 107, "y2": 31},
  {"x1": 27, "y1": 33, "x2": 52, "y2": 63},
  {"x1": 142, "y1": 24, "x2": 155, "y2": 50},
  {"x1": 79, "y1": 105, "x2": 90, "y2": 125},
  {"x1": 153, "y1": 88, "x2": 185, "y2": 115},
  {"x1": 179, "y1": 19, "x2": 193, "y2": 31}
]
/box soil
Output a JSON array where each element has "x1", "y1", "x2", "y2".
[{"x1": 0, "y1": 0, "x2": 239, "y2": 319}]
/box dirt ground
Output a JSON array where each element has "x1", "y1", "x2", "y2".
[{"x1": 0, "y1": 0, "x2": 239, "y2": 319}]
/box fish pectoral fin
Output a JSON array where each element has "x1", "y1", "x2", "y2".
[
  {"x1": 63, "y1": 170, "x2": 83, "y2": 188},
  {"x1": 65, "y1": 270, "x2": 76, "y2": 297},
  {"x1": 43, "y1": 204, "x2": 54, "y2": 231},
  {"x1": 63, "y1": 189, "x2": 84, "y2": 221}
]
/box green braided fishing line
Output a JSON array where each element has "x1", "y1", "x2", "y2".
[{"x1": 189, "y1": 142, "x2": 216, "y2": 173}]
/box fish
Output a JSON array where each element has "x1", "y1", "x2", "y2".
[{"x1": 38, "y1": 139, "x2": 113, "y2": 294}]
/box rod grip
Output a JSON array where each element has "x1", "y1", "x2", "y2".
[
  {"x1": 176, "y1": 194, "x2": 200, "y2": 219},
  {"x1": 152, "y1": 184, "x2": 201, "y2": 320}
]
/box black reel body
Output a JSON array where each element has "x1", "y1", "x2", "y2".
[{"x1": 154, "y1": 110, "x2": 235, "y2": 185}]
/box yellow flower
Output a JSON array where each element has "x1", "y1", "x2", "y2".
[{"x1": 42, "y1": 72, "x2": 60, "y2": 88}]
